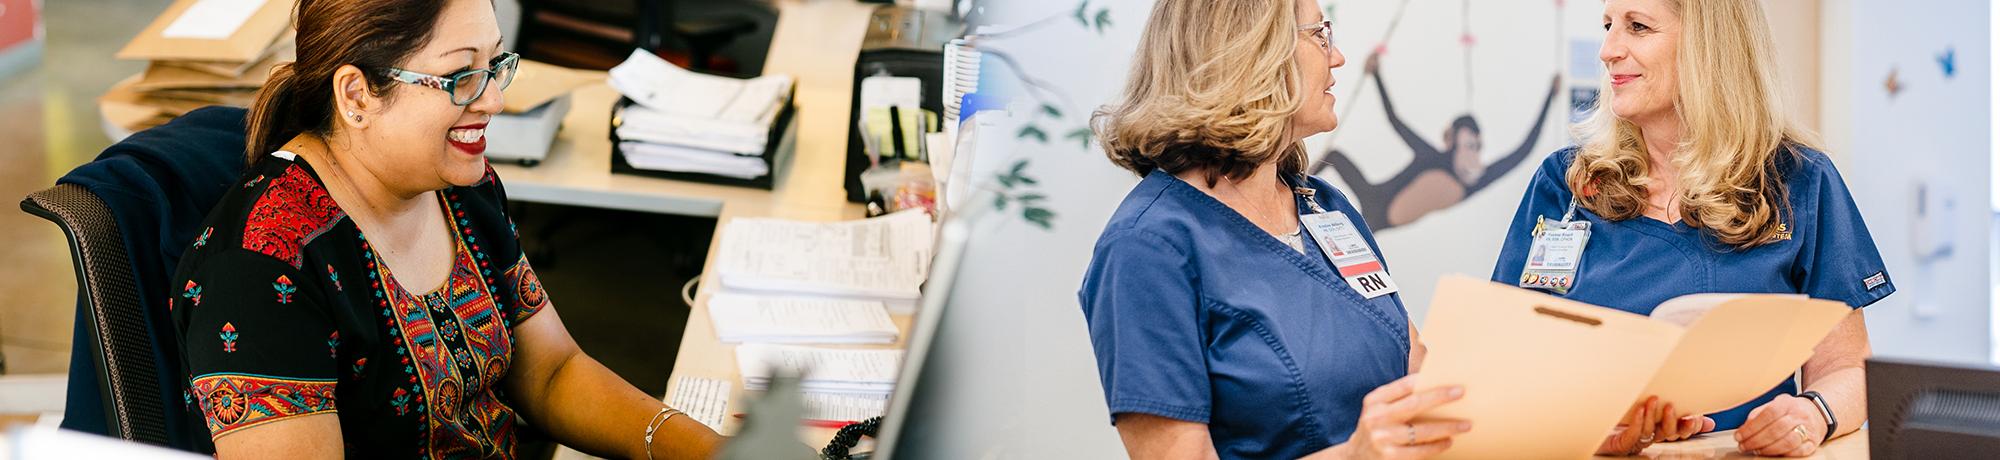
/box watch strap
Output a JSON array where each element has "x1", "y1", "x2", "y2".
[{"x1": 1800, "y1": 390, "x2": 1837, "y2": 443}]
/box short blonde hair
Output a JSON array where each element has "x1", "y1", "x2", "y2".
[
  {"x1": 1569, "y1": 0, "x2": 1818, "y2": 248},
  {"x1": 1091, "y1": 0, "x2": 1308, "y2": 184}
]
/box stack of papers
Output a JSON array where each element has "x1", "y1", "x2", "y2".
[
  {"x1": 802, "y1": 393, "x2": 889, "y2": 422},
  {"x1": 668, "y1": 377, "x2": 732, "y2": 432},
  {"x1": 713, "y1": 212, "x2": 928, "y2": 400},
  {"x1": 708, "y1": 293, "x2": 898, "y2": 344},
  {"x1": 609, "y1": 49, "x2": 793, "y2": 179},
  {"x1": 713, "y1": 210, "x2": 933, "y2": 309},
  {"x1": 736, "y1": 344, "x2": 903, "y2": 396},
  {"x1": 104, "y1": 0, "x2": 297, "y2": 134}
]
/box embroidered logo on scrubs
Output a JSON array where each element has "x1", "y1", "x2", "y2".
[
  {"x1": 1774, "y1": 223, "x2": 1792, "y2": 241},
  {"x1": 1863, "y1": 272, "x2": 1888, "y2": 291}
]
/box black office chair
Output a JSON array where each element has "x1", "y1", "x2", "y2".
[
  {"x1": 18, "y1": 106, "x2": 255, "y2": 452},
  {"x1": 20, "y1": 184, "x2": 172, "y2": 446}
]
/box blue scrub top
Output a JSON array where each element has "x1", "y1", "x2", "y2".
[
  {"x1": 1080, "y1": 170, "x2": 1412, "y2": 460},
  {"x1": 1491, "y1": 146, "x2": 1894, "y2": 430}
]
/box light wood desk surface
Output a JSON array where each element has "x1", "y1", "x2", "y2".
[
  {"x1": 1592, "y1": 429, "x2": 1868, "y2": 459},
  {"x1": 487, "y1": 0, "x2": 895, "y2": 449}
]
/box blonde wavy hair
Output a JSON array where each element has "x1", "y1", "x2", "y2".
[
  {"x1": 1091, "y1": 0, "x2": 1308, "y2": 185},
  {"x1": 1570, "y1": 0, "x2": 1817, "y2": 248}
]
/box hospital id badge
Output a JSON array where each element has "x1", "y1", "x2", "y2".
[
  {"x1": 1302, "y1": 211, "x2": 1399, "y2": 299},
  {"x1": 1518, "y1": 216, "x2": 1591, "y2": 294}
]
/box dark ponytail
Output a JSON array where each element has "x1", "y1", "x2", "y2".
[
  {"x1": 243, "y1": 0, "x2": 452, "y2": 162},
  {"x1": 245, "y1": 62, "x2": 320, "y2": 162}
]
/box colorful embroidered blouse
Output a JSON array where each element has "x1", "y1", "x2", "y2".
[{"x1": 170, "y1": 152, "x2": 551, "y2": 458}]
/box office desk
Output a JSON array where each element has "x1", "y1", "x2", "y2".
[
  {"x1": 652, "y1": 0, "x2": 894, "y2": 447},
  {"x1": 492, "y1": 0, "x2": 896, "y2": 450},
  {"x1": 1593, "y1": 429, "x2": 1868, "y2": 459}
]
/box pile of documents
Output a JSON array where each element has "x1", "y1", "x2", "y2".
[
  {"x1": 801, "y1": 393, "x2": 890, "y2": 423},
  {"x1": 712, "y1": 209, "x2": 933, "y2": 309},
  {"x1": 104, "y1": 0, "x2": 297, "y2": 134},
  {"x1": 736, "y1": 344, "x2": 903, "y2": 396},
  {"x1": 608, "y1": 49, "x2": 794, "y2": 179},
  {"x1": 715, "y1": 210, "x2": 933, "y2": 408},
  {"x1": 669, "y1": 377, "x2": 732, "y2": 431},
  {"x1": 708, "y1": 293, "x2": 898, "y2": 344}
]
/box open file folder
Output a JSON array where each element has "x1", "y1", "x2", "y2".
[{"x1": 1412, "y1": 276, "x2": 1851, "y2": 459}]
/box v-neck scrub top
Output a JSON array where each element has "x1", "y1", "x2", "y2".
[
  {"x1": 1079, "y1": 170, "x2": 1411, "y2": 460},
  {"x1": 1491, "y1": 146, "x2": 1894, "y2": 431}
]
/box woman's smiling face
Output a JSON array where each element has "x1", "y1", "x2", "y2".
[
  {"x1": 347, "y1": 0, "x2": 506, "y2": 190},
  {"x1": 1600, "y1": 0, "x2": 1682, "y2": 125}
]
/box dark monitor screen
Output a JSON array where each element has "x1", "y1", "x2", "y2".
[{"x1": 1866, "y1": 357, "x2": 2000, "y2": 459}]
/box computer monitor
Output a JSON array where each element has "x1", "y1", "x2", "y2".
[
  {"x1": 1866, "y1": 357, "x2": 2000, "y2": 458},
  {"x1": 869, "y1": 166, "x2": 1050, "y2": 458}
]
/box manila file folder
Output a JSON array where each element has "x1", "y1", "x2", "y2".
[{"x1": 1411, "y1": 276, "x2": 1850, "y2": 459}]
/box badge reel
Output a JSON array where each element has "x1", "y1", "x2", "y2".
[{"x1": 1518, "y1": 198, "x2": 1592, "y2": 294}]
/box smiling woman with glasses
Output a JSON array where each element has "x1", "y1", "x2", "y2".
[
  {"x1": 1079, "y1": 0, "x2": 1470, "y2": 459},
  {"x1": 169, "y1": 0, "x2": 724, "y2": 458}
]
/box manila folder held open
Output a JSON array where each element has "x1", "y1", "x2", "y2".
[
  {"x1": 1641, "y1": 293, "x2": 1850, "y2": 415},
  {"x1": 1410, "y1": 276, "x2": 1849, "y2": 458},
  {"x1": 1412, "y1": 276, "x2": 1678, "y2": 458}
]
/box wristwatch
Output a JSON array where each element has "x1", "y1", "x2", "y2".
[{"x1": 1800, "y1": 390, "x2": 1837, "y2": 443}]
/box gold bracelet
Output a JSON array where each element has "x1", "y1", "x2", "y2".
[{"x1": 644, "y1": 406, "x2": 683, "y2": 460}]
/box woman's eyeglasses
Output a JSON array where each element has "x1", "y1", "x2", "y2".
[
  {"x1": 1298, "y1": 20, "x2": 1333, "y2": 56},
  {"x1": 383, "y1": 52, "x2": 521, "y2": 106}
]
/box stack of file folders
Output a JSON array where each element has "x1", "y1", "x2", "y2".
[
  {"x1": 102, "y1": 0, "x2": 296, "y2": 135},
  {"x1": 606, "y1": 49, "x2": 796, "y2": 188}
]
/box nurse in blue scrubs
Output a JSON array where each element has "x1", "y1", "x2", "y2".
[
  {"x1": 1493, "y1": 0, "x2": 1885, "y2": 457},
  {"x1": 1078, "y1": 0, "x2": 1470, "y2": 459}
]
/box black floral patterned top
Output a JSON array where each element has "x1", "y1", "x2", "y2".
[{"x1": 170, "y1": 151, "x2": 551, "y2": 458}]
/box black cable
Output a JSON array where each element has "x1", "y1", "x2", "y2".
[{"x1": 819, "y1": 416, "x2": 884, "y2": 460}]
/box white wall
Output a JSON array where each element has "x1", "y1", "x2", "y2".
[
  {"x1": 1819, "y1": 0, "x2": 1992, "y2": 365},
  {"x1": 945, "y1": 0, "x2": 1991, "y2": 458},
  {"x1": 940, "y1": 1, "x2": 1155, "y2": 456},
  {"x1": 1765, "y1": 0, "x2": 1822, "y2": 133},
  {"x1": 1307, "y1": 0, "x2": 1578, "y2": 316}
]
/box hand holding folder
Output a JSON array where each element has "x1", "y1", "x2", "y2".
[{"x1": 1410, "y1": 276, "x2": 1851, "y2": 458}]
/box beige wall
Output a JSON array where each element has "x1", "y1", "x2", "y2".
[{"x1": 1765, "y1": 0, "x2": 1823, "y2": 134}]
